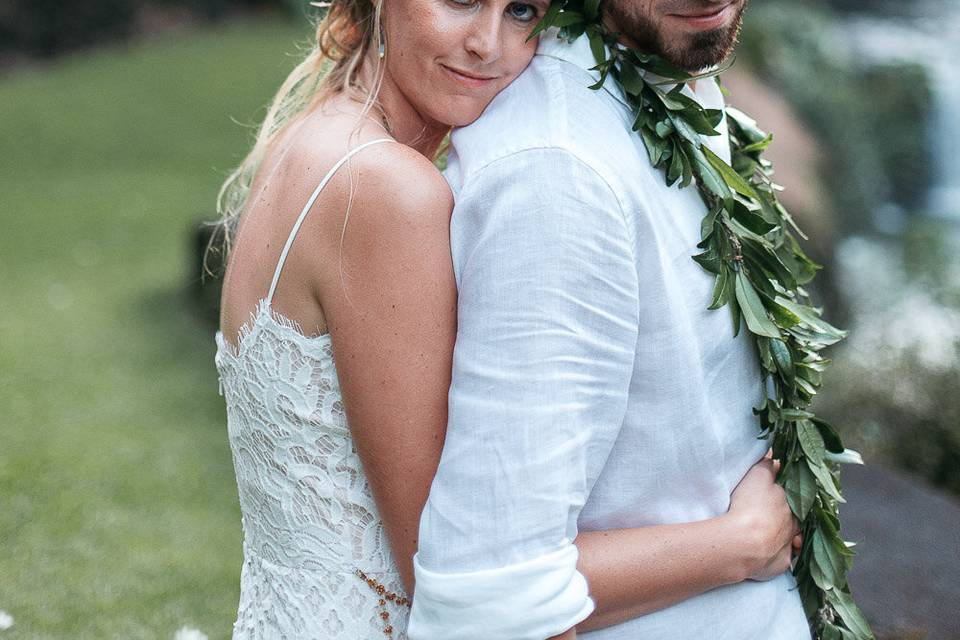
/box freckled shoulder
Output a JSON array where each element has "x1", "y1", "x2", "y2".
[
  {"x1": 345, "y1": 141, "x2": 454, "y2": 228},
  {"x1": 278, "y1": 124, "x2": 453, "y2": 233}
]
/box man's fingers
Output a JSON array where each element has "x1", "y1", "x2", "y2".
[{"x1": 764, "y1": 447, "x2": 774, "y2": 459}]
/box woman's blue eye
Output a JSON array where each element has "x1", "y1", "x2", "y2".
[{"x1": 507, "y1": 2, "x2": 537, "y2": 22}]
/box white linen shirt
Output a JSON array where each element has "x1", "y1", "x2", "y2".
[{"x1": 407, "y1": 29, "x2": 812, "y2": 640}]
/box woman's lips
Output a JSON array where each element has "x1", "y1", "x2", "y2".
[
  {"x1": 441, "y1": 64, "x2": 498, "y2": 89},
  {"x1": 668, "y1": 1, "x2": 736, "y2": 30}
]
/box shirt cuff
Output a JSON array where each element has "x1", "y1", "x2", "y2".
[{"x1": 407, "y1": 542, "x2": 595, "y2": 640}]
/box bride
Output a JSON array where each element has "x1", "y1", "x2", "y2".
[{"x1": 212, "y1": 0, "x2": 803, "y2": 638}]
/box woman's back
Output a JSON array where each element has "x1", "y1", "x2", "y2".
[
  {"x1": 214, "y1": 111, "x2": 434, "y2": 638},
  {"x1": 215, "y1": 297, "x2": 410, "y2": 638},
  {"x1": 218, "y1": 109, "x2": 385, "y2": 343}
]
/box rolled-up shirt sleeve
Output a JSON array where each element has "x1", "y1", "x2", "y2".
[{"x1": 407, "y1": 148, "x2": 640, "y2": 639}]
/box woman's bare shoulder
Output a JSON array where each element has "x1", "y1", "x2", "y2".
[
  {"x1": 353, "y1": 143, "x2": 454, "y2": 225},
  {"x1": 280, "y1": 119, "x2": 453, "y2": 227}
]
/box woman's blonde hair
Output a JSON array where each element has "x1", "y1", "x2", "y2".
[{"x1": 206, "y1": 1, "x2": 386, "y2": 274}]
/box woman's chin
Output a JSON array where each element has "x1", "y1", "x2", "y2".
[{"x1": 436, "y1": 100, "x2": 493, "y2": 129}]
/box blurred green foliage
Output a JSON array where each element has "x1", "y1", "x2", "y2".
[
  {"x1": 0, "y1": 0, "x2": 137, "y2": 57},
  {"x1": 817, "y1": 221, "x2": 960, "y2": 498},
  {"x1": 0, "y1": 0, "x2": 301, "y2": 58},
  {"x1": 0, "y1": 17, "x2": 309, "y2": 638},
  {"x1": 739, "y1": 1, "x2": 960, "y2": 499},
  {"x1": 739, "y1": 0, "x2": 933, "y2": 232}
]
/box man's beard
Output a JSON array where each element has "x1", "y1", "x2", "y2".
[{"x1": 604, "y1": 1, "x2": 748, "y2": 72}]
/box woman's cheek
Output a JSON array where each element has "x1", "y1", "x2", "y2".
[
  {"x1": 393, "y1": 3, "x2": 447, "y2": 54},
  {"x1": 506, "y1": 36, "x2": 538, "y2": 77}
]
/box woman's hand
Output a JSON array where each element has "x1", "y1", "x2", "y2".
[{"x1": 726, "y1": 449, "x2": 803, "y2": 582}]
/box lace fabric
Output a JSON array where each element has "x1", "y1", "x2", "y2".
[{"x1": 215, "y1": 299, "x2": 410, "y2": 639}]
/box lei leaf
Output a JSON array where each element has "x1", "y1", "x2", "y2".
[
  {"x1": 534, "y1": 3, "x2": 874, "y2": 638},
  {"x1": 735, "y1": 269, "x2": 782, "y2": 338}
]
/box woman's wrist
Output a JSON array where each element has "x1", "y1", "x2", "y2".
[{"x1": 716, "y1": 511, "x2": 758, "y2": 585}]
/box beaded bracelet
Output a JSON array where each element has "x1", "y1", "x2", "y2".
[{"x1": 355, "y1": 568, "x2": 411, "y2": 638}]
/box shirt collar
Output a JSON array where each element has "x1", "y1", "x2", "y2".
[{"x1": 536, "y1": 26, "x2": 599, "y2": 73}]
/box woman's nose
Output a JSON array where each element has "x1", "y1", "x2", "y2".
[{"x1": 464, "y1": 9, "x2": 503, "y2": 63}]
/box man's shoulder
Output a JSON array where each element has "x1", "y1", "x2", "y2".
[{"x1": 446, "y1": 52, "x2": 637, "y2": 190}]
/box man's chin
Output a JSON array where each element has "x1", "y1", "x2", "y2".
[
  {"x1": 661, "y1": 2, "x2": 746, "y2": 71},
  {"x1": 668, "y1": 49, "x2": 732, "y2": 73},
  {"x1": 662, "y1": 27, "x2": 740, "y2": 72},
  {"x1": 603, "y1": 0, "x2": 746, "y2": 73}
]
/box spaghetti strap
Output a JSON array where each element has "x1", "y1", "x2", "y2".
[{"x1": 265, "y1": 137, "x2": 394, "y2": 305}]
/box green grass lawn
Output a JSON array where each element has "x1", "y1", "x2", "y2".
[{"x1": 0, "y1": 16, "x2": 311, "y2": 639}]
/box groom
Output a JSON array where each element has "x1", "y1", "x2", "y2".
[{"x1": 408, "y1": 1, "x2": 809, "y2": 638}]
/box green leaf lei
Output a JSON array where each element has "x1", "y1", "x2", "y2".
[{"x1": 532, "y1": 3, "x2": 874, "y2": 639}]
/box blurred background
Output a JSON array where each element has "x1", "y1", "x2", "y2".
[{"x1": 0, "y1": 0, "x2": 957, "y2": 638}]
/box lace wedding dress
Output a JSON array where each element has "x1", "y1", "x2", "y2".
[{"x1": 214, "y1": 139, "x2": 411, "y2": 639}]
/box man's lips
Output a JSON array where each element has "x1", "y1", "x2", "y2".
[
  {"x1": 668, "y1": 1, "x2": 736, "y2": 29},
  {"x1": 440, "y1": 64, "x2": 499, "y2": 88}
]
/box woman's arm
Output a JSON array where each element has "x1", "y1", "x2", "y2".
[
  {"x1": 316, "y1": 144, "x2": 458, "y2": 596},
  {"x1": 574, "y1": 454, "x2": 802, "y2": 633},
  {"x1": 573, "y1": 514, "x2": 745, "y2": 632}
]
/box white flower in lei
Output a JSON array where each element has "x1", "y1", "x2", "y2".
[{"x1": 531, "y1": 2, "x2": 875, "y2": 639}]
